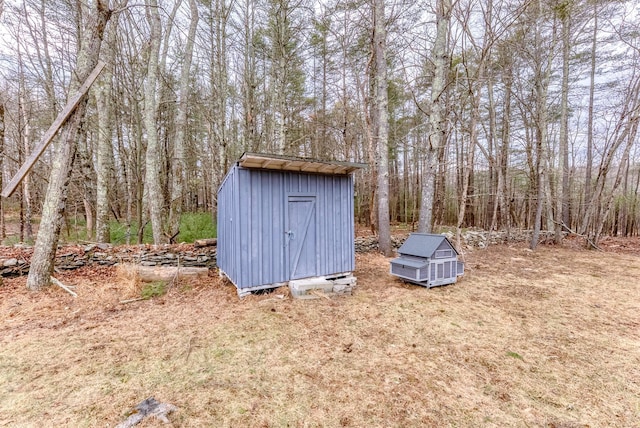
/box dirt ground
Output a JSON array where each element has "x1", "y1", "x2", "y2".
[{"x1": 1, "y1": 237, "x2": 639, "y2": 427}]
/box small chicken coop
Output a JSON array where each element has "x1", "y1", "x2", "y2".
[
  {"x1": 390, "y1": 233, "x2": 464, "y2": 287},
  {"x1": 217, "y1": 152, "x2": 366, "y2": 296}
]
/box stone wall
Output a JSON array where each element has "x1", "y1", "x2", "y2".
[
  {"x1": 354, "y1": 229, "x2": 563, "y2": 253},
  {"x1": 0, "y1": 244, "x2": 217, "y2": 278},
  {"x1": 0, "y1": 229, "x2": 562, "y2": 277}
]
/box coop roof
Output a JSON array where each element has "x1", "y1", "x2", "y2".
[
  {"x1": 397, "y1": 233, "x2": 458, "y2": 258},
  {"x1": 238, "y1": 152, "x2": 367, "y2": 175},
  {"x1": 390, "y1": 258, "x2": 428, "y2": 269}
]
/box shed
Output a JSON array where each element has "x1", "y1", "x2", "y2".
[
  {"x1": 390, "y1": 233, "x2": 464, "y2": 287},
  {"x1": 217, "y1": 152, "x2": 366, "y2": 295}
]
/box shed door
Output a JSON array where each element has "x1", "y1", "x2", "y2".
[{"x1": 287, "y1": 196, "x2": 318, "y2": 280}]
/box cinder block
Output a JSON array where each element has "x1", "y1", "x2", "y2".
[{"x1": 289, "y1": 278, "x2": 334, "y2": 299}]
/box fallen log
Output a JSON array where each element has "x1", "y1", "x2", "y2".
[
  {"x1": 194, "y1": 238, "x2": 217, "y2": 248},
  {"x1": 135, "y1": 265, "x2": 209, "y2": 282}
]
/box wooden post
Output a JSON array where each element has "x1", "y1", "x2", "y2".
[{"x1": 1, "y1": 61, "x2": 106, "y2": 198}]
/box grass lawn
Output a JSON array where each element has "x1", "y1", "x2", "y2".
[{"x1": 1, "y1": 242, "x2": 639, "y2": 427}]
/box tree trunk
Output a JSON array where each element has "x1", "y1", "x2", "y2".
[
  {"x1": 143, "y1": 0, "x2": 166, "y2": 245},
  {"x1": 268, "y1": 0, "x2": 292, "y2": 156},
  {"x1": 618, "y1": 153, "x2": 629, "y2": 236},
  {"x1": 418, "y1": 0, "x2": 450, "y2": 233},
  {"x1": 27, "y1": 0, "x2": 112, "y2": 290},
  {"x1": 529, "y1": 0, "x2": 552, "y2": 250},
  {"x1": 595, "y1": 125, "x2": 637, "y2": 244},
  {"x1": 585, "y1": 2, "x2": 597, "y2": 216},
  {"x1": 487, "y1": 77, "x2": 499, "y2": 236},
  {"x1": 530, "y1": 93, "x2": 548, "y2": 250},
  {"x1": 18, "y1": 89, "x2": 33, "y2": 241},
  {"x1": 0, "y1": 101, "x2": 4, "y2": 240},
  {"x1": 555, "y1": 7, "x2": 570, "y2": 243},
  {"x1": 95, "y1": 13, "x2": 118, "y2": 243},
  {"x1": 456, "y1": 80, "x2": 481, "y2": 249},
  {"x1": 500, "y1": 81, "x2": 511, "y2": 233},
  {"x1": 169, "y1": 0, "x2": 198, "y2": 241},
  {"x1": 77, "y1": 128, "x2": 96, "y2": 240},
  {"x1": 500, "y1": 54, "x2": 512, "y2": 234},
  {"x1": 241, "y1": 0, "x2": 257, "y2": 152},
  {"x1": 209, "y1": 0, "x2": 230, "y2": 218},
  {"x1": 374, "y1": 0, "x2": 391, "y2": 256}
]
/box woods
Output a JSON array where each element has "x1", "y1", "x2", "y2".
[{"x1": 0, "y1": 0, "x2": 639, "y2": 257}]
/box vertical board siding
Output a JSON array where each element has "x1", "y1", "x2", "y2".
[
  {"x1": 217, "y1": 165, "x2": 355, "y2": 290},
  {"x1": 348, "y1": 175, "x2": 355, "y2": 271}
]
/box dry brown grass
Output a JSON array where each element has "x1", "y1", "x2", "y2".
[
  {"x1": 115, "y1": 263, "x2": 144, "y2": 299},
  {"x1": 1, "y1": 242, "x2": 639, "y2": 427}
]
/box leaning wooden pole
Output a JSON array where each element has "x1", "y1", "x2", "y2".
[{"x1": 1, "y1": 61, "x2": 105, "y2": 199}]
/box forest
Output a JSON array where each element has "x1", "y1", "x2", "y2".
[
  {"x1": 2, "y1": 1, "x2": 640, "y2": 424},
  {"x1": 0, "y1": 0, "x2": 639, "y2": 261}
]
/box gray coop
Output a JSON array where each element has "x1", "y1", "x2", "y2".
[
  {"x1": 217, "y1": 152, "x2": 366, "y2": 295},
  {"x1": 390, "y1": 233, "x2": 464, "y2": 287}
]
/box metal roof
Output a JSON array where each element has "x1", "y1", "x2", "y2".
[
  {"x1": 397, "y1": 233, "x2": 458, "y2": 258},
  {"x1": 238, "y1": 152, "x2": 367, "y2": 175}
]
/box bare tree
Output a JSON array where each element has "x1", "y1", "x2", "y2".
[
  {"x1": 0, "y1": 100, "x2": 5, "y2": 240},
  {"x1": 143, "y1": 0, "x2": 165, "y2": 245},
  {"x1": 207, "y1": 0, "x2": 232, "y2": 198},
  {"x1": 528, "y1": 0, "x2": 555, "y2": 250},
  {"x1": 584, "y1": 0, "x2": 597, "y2": 213},
  {"x1": 169, "y1": 0, "x2": 199, "y2": 240},
  {"x1": 94, "y1": 6, "x2": 121, "y2": 243},
  {"x1": 26, "y1": 0, "x2": 112, "y2": 290},
  {"x1": 373, "y1": 0, "x2": 391, "y2": 256},
  {"x1": 238, "y1": 0, "x2": 258, "y2": 152},
  {"x1": 17, "y1": 52, "x2": 34, "y2": 241},
  {"x1": 263, "y1": 0, "x2": 306, "y2": 155},
  {"x1": 555, "y1": 0, "x2": 571, "y2": 243},
  {"x1": 418, "y1": 0, "x2": 451, "y2": 234},
  {"x1": 580, "y1": 71, "x2": 640, "y2": 245}
]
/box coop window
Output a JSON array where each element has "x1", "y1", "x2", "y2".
[{"x1": 435, "y1": 249, "x2": 453, "y2": 258}]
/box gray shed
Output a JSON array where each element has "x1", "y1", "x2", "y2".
[
  {"x1": 390, "y1": 233, "x2": 464, "y2": 287},
  {"x1": 217, "y1": 152, "x2": 366, "y2": 294}
]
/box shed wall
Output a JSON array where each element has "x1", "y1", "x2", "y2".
[{"x1": 217, "y1": 165, "x2": 355, "y2": 290}]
